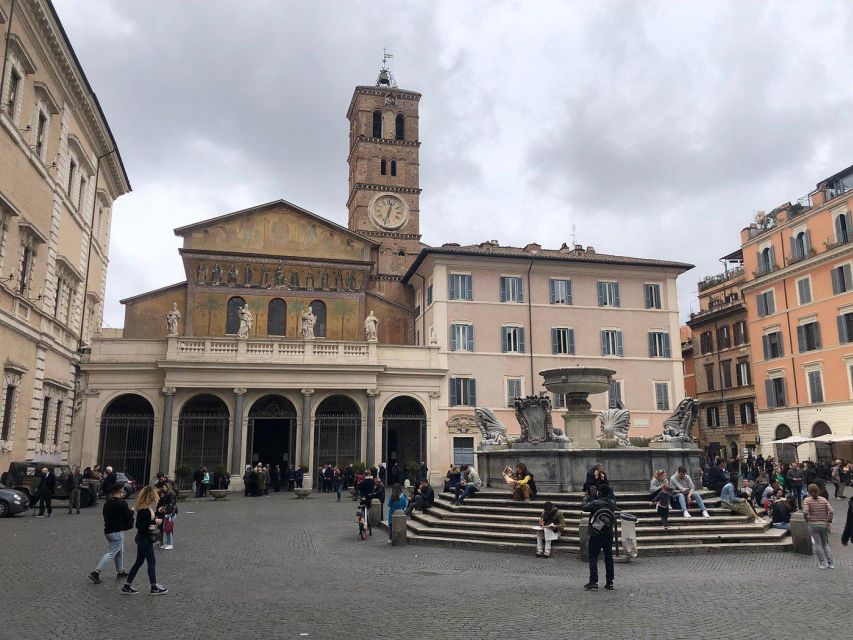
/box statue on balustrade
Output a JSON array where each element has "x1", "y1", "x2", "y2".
[
  {"x1": 196, "y1": 263, "x2": 207, "y2": 285},
  {"x1": 210, "y1": 263, "x2": 222, "y2": 286},
  {"x1": 238, "y1": 305, "x2": 254, "y2": 338},
  {"x1": 651, "y1": 398, "x2": 699, "y2": 443},
  {"x1": 227, "y1": 264, "x2": 238, "y2": 285},
  {"x1": 165, "y1": 302, "x2": 181, "y2": 336},
  {"x1": 300, "y1": 305, "x2": 316, "y2": 339},
  {"x1": 364, "y1": 310, "x2": 379, "y2": 342}
]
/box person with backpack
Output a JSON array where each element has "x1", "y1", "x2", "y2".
[
  {"x1": 582, "y1": 485, "x2": 616, "y2": 590},
  {"x1": 89, "y1": 482, "x2": 133, "y2": 584}
]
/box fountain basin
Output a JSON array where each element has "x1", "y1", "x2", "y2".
[{"x1": 540, "y1": 367, "x2": 615, "y2": 396}]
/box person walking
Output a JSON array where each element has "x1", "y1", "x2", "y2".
[
  {"x1": 156, "y1": 481, "x2": 177, "y2": 550},
  {"x1": 121, "y1": 486, "x2": 168, "y2": 595},
  {"x1": 386, "y1": 483, "x2": 408, "y2": 544},
  {"x1": 64, "y1": 466, "x2": 83, "y2": 514},
  {"x1": 831, "y1": 461, "x2": 844, "y2": 500},
  {"x1": 802, "y1": 483, "x2": 834, "y2": 569},
  {"x1": 101, "y1": 466, "x2": 118, "y2": 497},
  {"x1": 192, "y1": 467, "x2": 203, "y2": 498},
  {"x1": 201, "y1": 466, "x2": 211, "y2": 498},
  {"x1": 334, "y1": 466, "x2": 343, "y2": 502},
  {"x1": 35, "y1": 467, "x2": 55, "y2": 518},
  {"x1": 89, "y1": 482, "x2": 133, "y2": 584},
  {"x1": 582, "y1": 486, "x2": 616, "y2": 590}
]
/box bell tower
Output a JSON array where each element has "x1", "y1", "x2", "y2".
[{"x1": 346, "y1": 59, "x2": 422, "y2": 285}]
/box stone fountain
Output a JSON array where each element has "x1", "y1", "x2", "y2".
[{"x1": 475, "y1": 367, "x2": 702, "y2": 492}]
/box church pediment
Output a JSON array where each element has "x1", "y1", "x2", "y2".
[{"x1": 174, "y1": 199, "x2": 377, "y2": 261}]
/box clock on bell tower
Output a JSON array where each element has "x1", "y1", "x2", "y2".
[{"x1": 346, "y1": 62, "x2": 422, "y2": 279}]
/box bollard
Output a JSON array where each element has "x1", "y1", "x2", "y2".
[
  {"x1": 391, "y1": 511, "x2": 408, "y2": 546},
  {"x1": 578, "y1": 520, "x2": 589, "y2": 562},
  {"x1": 369, "y1": 501, "x2": 382, "y2": 529},
  {"x1": 789, "y1": 512, "x2": 813, "y2": 555}
]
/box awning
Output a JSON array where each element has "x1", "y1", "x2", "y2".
[{"x1": 770, "y1": 435, "x2": 812, "y2": 445}]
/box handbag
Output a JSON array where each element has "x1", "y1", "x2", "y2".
[{"x1": 163, "y1": 515, "x2": 174, "y2": 534}]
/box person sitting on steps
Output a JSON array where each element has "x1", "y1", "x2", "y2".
[
  {"x1": 720, "y1": 477, "x2": 766, "y2": 524},
  {"x1": 669, "y1": 466, "x2": 710, "y2": 518},
  {"x1": 405, "y1": 480, "x2": 434, "y2": 516},
  {"x1": 504, "y1": 463, "x2": 536, "y2": 502},
  {"x1": 453, "y1": 464, "x2": 481, "y2": 505},
  {"x1": 534, "y1": 501, "x2": 566, "y2": 558}
]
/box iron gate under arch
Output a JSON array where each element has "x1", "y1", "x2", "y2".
[
  {"x1": 313, "y1": 413, "x2": 361, "y2": 481},
  {"x1": 382, "y1": 414, "x2": 426, "y2": 484},
  {"x1": 98, "y1": 413, "x2": 154, "y2": 486},
  {"x1": 176, "y1": 411, "x2": 229, "y2": 488}
]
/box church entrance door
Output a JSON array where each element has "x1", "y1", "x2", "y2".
[
  {"x1": 247, "y1": 395, "x2": 297, "y2": 469},
  {"x1": 382, "y1": 396, "x2": 426, "y2": 485},
  {"x1": 313, "y1": 395, "x2": 361, "y2": 490}
]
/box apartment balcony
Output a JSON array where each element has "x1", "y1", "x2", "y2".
[
  {"x1": 752, "y1": 263, "x2": 779, "y2": 278},
  {"x1": 698, "y1": 266, "x2": 745, "y2": 292},
  {"x1": 688, "y1": 298, "x2": 744, "y2": 323},
  {"x1": 824, "y1": 235, "x2": 851, "y2": 252},
  {"x1": 785, "y1": 248, "x2": 817, "y2": 266}
]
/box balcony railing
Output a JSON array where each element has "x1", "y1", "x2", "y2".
[
  {"x1": 689, "y1": 298, "x2": 744, "y2": 321},
  {"x1": 825, "y1": 235, "x2": 851, "y2": 251},
  {"x1": 752, "y1": 263, "x2": 779, "y2": 278},
  {"x1": 785, "y1": 248, "x2": 817, "y2": 266},
  {"x1": 169, "y1": 337, "x2": 374, "y2": 363},
  {"x1": 698, "y1": 266, "x2": 745, "y2": 292}
]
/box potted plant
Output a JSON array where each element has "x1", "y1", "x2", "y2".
[
  {"x1": 210, "y1": 464, "x2": 230, "y2": 500},
  {"x1": 174, "y1": 463, "x2": 193, "y2": 500}
]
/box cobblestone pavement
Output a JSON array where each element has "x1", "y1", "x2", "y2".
[{"x1": 1, "y1": 489, "x2": 851, "y2": 640}]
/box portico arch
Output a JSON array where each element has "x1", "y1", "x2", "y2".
[
  {"x1": 176, "y1": 394, "x2": 230, "y2": 487},
  {"x1": 313, "y1": 394, "x2": 361, "y2": 484},
  {"x1": 812, "y1": 421, "x2": 831, "y2": 462},
  {"x1": 98, "y1": 394, "x2": 155, "y2": 485},
  {"x1": 382, "y1": 395, "x2": 427, "y2": 485},
  {"x1": 247, "y1": 394, "x2": 297, "y2": 468}
]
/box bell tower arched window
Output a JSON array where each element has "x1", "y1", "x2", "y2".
[
  {"x1": 380, "y1": 159, "x2": 387, "y2": 175},
  {"x1": 226, "y1": 296, "x2": 245, "y2": 335},
  {"x1": 395, "y1": 113, "x2": 404, "y2": 140},
  {"x1": 391, "y1": 160, "x2": 397, "y2": 177},
  {"x1": 372, "y1": 110, "x2": 382, "y2": 138}
]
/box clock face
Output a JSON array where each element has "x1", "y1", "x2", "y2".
[{"x1": 370, "y1": 194, "x2": 408, "y2": 230}]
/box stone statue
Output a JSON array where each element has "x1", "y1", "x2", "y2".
[
  {"x1": 651, "y1": 398, "x2": 699, "y2": 443},
  {"x1": 196, "y1": 263, "x2": 207, "y2": 285},
  {"x1": 165, "y1": 302, "x2": 181, "y2": 336},
  {"x1": 598, "y1": 408, "x2": 632, "y2": 447},
  {"x1": 237, "y1": 305, "x2": 253, "y2": 338},
  {"x1": 227, "y1": 264, "x2": 238, "y2": 285},
  {"x1": 274, "y1": 262, "x2": 285, "y2": 287},
  {"x1": 300, "y1": 305, "x2": 316, "y2": 339},
  {"x1": 514, "y1": 394, "x2": 558, "y2": 444},
  {"x1": 364, "y1": 310, "x2": 379, "y2": 341},
  {"x1": 243, "y1": 264, "x2": 253, "y2": 287},
  {"x1": 429, "y1": 326, "x2": 438, "y2": 345},
  {"x1": 320, "y1": 271, "x2": 329, "y2": 290},
  {"x1": 473, "y1": 408, "x2": 509, "y2": 445},
  {"x1": 211, "y1": 263, "x2": 222, "y2": 286},
  {"x1": 306, "y1": 272, "x2": 314, "y2": 290}
]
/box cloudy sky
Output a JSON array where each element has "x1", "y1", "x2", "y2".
[{"x1": 53, "y1": 0, "x2": 853, "y2": 327}]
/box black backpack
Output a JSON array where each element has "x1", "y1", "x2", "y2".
[{"x1": 589, "y1": 506, "x2": 616, "y2": 536}]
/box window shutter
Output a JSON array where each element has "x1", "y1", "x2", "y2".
[
  {"x1": 600, "y1": 330, "x2": 607, "y2": 356},
  {"x1": 846, "y1": 212, "x2": 853, "y2": 240},
  {"x1": 836, "y1": 215, "x2": 845, "y2": 242},
  {"x1": 663, "y1": 333, "x2": 671, "y2": 358},
  {"x1": 778, "y1": 380, "x2": 786, "y2": 406},
  {"x1": 762, "y1": 334, "x2": 770, "y2": 360},
  {"x1": 500, "y1": 278, "x2": 507, "y2": 302},
  {"x1": 767, "y1": 292, "x2": 775, "y2": 315},
  {"x1": 549, "y1": 280, "x2": 556, "y2": 304},
  {"x1": 467, "y1": 326, "x2": 474, "y2": 352},
  {"x1": 613, "y1": 283, "x2": 621, "y2": 307},
  {"x1": 568, "y1": 329, "x2": 575, "y2": 355},
  {"x1": 450, "y1": 325, "x2": 458, "y2": 351},
  {"x1": 838, "y1": 315, "x2": 849, "y2": 343},
  {"x1": 566, "y1": 280, "x2": 572, "y2": 305},
  {"x1": 551, "y1": 328, "x2": 559, "y2": 354},
  {"x1": 616, "y1": 331, "x2": 624, "y2": 356},
  {"x1": 465, "y1": 275, "x2": 473, "y2": 300},
  {"x1": 764, "y1": 379, "x2": 775, "y2": 407},
  {"x1": 501, "y1": 327, "x2": 508, "y2": 353},
  {"x1": 832, "y1": 267, "x2": 841, "y2": 295},
  {"x1": 469, "y1": 379, "x2": 477, "y2": 407},
  {"x1": 814, "y1": 323, "x2": 822, "y2": 349},
  {"x1": 804, "y1": 230, "x2": 811, "y2": 254},
  {"x1": 449, "y1": 379, "x2": 458, "y2": 406},
  {"x1": 757, "y1": 294, "x2": 766, "y2": 317},
  {"x1": 789, "y1": 235, "x2": 797, "y2": 258},
  {"x1": 518, "y1": 327, "x2": 525, "y2": 353},
  {"x1": 644, "y1": 285, "x2": 652, "y2": 309},
  {"x1": 844, "y1": 265, "x2": 853, "y2": 291},
  {"x1": 448, "y1": 275, "x2": 457, "y2": 300},
  {"x1": 597, "y1": 282, "x2": 605, "y2": 306},
  {"x1": 648, "y1": 333, "x2": 656, "y2": 357},
  {"x1": 769, "y1": 246, "x2": 776, "y2": 269},
  {"x1": 517, "y1": 278, "x2": 524, "y2": 303},
  {"x1": 755, "y1": 251, "x2": 762, "y2": 271},
  {"x1": 797, "y1": 325, "x2": 805, "y2": 352}
]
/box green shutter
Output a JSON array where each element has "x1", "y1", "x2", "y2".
[
  {"x1": 616, "y1": 331, "x2": 624, "y2": 356},
  {"x1": 566, "y1": 280, "x2": 573, "y2": 305},
  {"x1": 600, "y1": 331, "x2": 607, "y2": 355},
  {"x1": 568, "y1": 329, "x2": 575, "y2": 354},
  {"x1": 468, "y1": 379, "x2": 477, "y2": 406},
  {"x1": 517, "y1": 278, "x2": 524, "y2": 303},
  {"x1": 648, "y1": 333, "x2": 656, "y2": 357},
  {"x1": 501, "y1": 327, "x2": 508, "y2": 353},
  {"x1": 467, "y1": 326, "x2": 475, "y2": 352},
  {"x1": 597, "y1": 282, "x2": 606, "y2": 306},
  {"x1": 465, "y1": 275, "x2": 473, "y2": 300},
  {"x1": 765, "y1": 379, "x2": 774, "y2": 407},
  {"x1": 797, "y1": 325, "x2": 806, "y2": 352},
  {"x1": 832, "y1": 267, "x2": 842, "y2": 295},
  {"x1": 448, "y1": 275, "x2": 457, "y2": 300},
  {"x1": 551, "y1": 328, "x2": 559, "y2": 354},
  {"x1": 757, "y1": 294, "x2": 766, "y2": 316},
  {"x1": 500, "y1": 277, "x2": 507, "y2": 302},
  {"x1": 663, "y1": 333, "x2": 671, "y2": 357},
  {"x1": 838, "y1": 315, "x2": 849, "y2": 344},
  {"x1": 518, "y1": 327, "x2": 525, "y2": 353},
  {"x1": 613, "y1": 283, "x2": 621, "y2": 307},
  {"x1": 449, "y1": 379, "x2": 458, "y2": 406},
  {"x1": 450, "y1": 325, "x2": 458, "y2": 351}
]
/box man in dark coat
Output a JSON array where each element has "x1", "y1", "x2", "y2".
[
  {"x1": 36, "y1": 467, "x2": 56, "y2": 517},
  {"x1": 101, "y1": 466, "x2": 118, "y2": 497},
  {"x1": 192, "y1": 467, "x2": 204, "y2": 497},
  {"x1": 63, "y1": 466, "x2": 83, "y2": 514}
]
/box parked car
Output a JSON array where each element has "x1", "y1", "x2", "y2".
[
  {"x1": 115, "y1": 472, "x2": 137, "y2": 498},
  {"x1": 0, "y1": 462, "x2": 98, "y2": 508},
  {"x1": 0, "y1": 482, "x2": 29, "y2": 517}
]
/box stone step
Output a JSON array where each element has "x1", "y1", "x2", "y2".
[
  {"x1": 440, "y1": 489, "x2": 719, "y2": 503},
  {"x1": 425, "y1": 507, "x2": 755, "y2": 526},
  {"x1": 433, "y1": 501, "x2": 740, "y2": 519},
  {"x1": 437, "y1": 494, "x2": 723, "y2": 510}
]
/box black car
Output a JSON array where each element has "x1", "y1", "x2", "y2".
[
  {"x1": 0, "y1": 482, "x2": 30, "y2": 517},
  {"x1": 115, "y1": 472, "x2": 137, "y2": 498}
]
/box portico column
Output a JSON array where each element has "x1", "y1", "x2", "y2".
[
  {"x1": 300, "y1": 388, "x2": 314, "y2": 475},
  {"x1": 231, "y1": 388, "x2": 247, "y2": 475},
  {"x1": 159, "y1": 387, "x2": 176, "y2": 475},
  {"x1": 366, "y1": 388, "x2": 378, "y2": 468}
]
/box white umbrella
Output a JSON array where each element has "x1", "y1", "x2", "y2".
[
  {"x1": 811, "y1": 433, "x2": 853, "y2": 444},
  {"x1": 770, "y1": 435, "x2": 812, "y2": 445}
]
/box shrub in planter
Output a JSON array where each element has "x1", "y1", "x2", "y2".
[
  {"x1": 405, "y1": 461, "x2": 421, "y2": 484},
  {"x1": 174, "y1": 463, "x2": 192, "y2": 491},
  {"x1": 353, "y1": 461, "x2": 367, "y2": 474},
  {"x1": 213, "y1": 464, "x2": 230, "y2": 490}
]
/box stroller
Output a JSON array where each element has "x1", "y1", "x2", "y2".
[{"x1": 356, "y1": 496, "x2": 373, "y2": 540}]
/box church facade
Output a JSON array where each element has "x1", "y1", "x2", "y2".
[{"x1": 75, "y1": 71, "x2": 692, "y2": 488}]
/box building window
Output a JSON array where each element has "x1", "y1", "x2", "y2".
[
  {"x1": 267, "y1": 299, "x2": 286, "y2": 336},
  {"x1": 654, "y1": 382, "x2": 670, "y2": 411},
  {"x1": 756, "y1": 290, "x2": 776, "y2": 317},
  {"x1": 835, "y1": 211, "x2": 852, "y2": 244},
  {"x1": 608, "y1": 381, "x2": 623, "y2": 408},
  {"x1": 648, "y1": 331, "x2": 671, "y2": 358},
  {"x1": 39, "y1": 397, "x2": 51, "y2": 443},
  {"x1": 453, "y1": 437, "x2": 474, "y2": 466},
  {"x1": 552, "y1": 327, "x2": 575, "y2": 355},
  {"x1": 53, "y1": 399, "x2": 63, "y2": 445},
  {"x1": 78, "y1": 175, "x2": 87, "y2": 209},
  {"x1": 225, "y1": 296, "x2": 245, "y2": 335},
  {"x1": 1, "y1": 379, "x2": 18, "y2": 441},
  {"x1": 700, "y1": 331, "x2": 714, "y2": 354},
  {"x1": 380, "y1": 159, "x2": 387, "y2": 175},
  {"x1": 716, "y1": 325, "x2": 731, "y2": 350},
  {"x1": 765, "y1": 377, "x2": 787, "y2": 408},
  {"x1": 757, "y1": 246, "x2": 776, "y2": 275},
  {"x1": 837, "y1": 311, "x2": 853, "y2": 344},
  {"x1": 372, "y1": 110, "x2": 382, "y2": 138},
  {"x1": 791, "y1": 230, "x2": 811, "y2": 260},
  {"x1": 18, "y1": 243, "x2": 35, "y2": 294},
  {"x1": 53, "y1": 275, "x2": 75, "y2": 325},
  {"x1": 395, "y1": 113, "x2": 405, "y2": 140},
  {"x1": 597, "y1": 281, "x2": 620, "y2": 307},
  {"x1": 704, "y1": 363, "x2": 715, "y2": 391},
  {"x1": 309, "y1": 300, "x2": 326, "y2": 337},
  {"x1": 797, "y1": 321, "x2": 821, "y2": 352},
  {"x1": 706, "y1": 406, "x2": 720, "y2": 427},
  {"x1": 736, "y1": 360, "x2": 751, "y2": 386},
  {"x1": 6, "y1": 69, "x2": 21, "y2": 118},
  {"x1": 34, "y1": 111, "x2": 48, "y2": 159},
  {"x1": 500, "y1": 276, "x2": 523, "y2": 303},
  {"x1": 733, "y1": 321, "x2": 748, "y2": 346},
  {"x1": 644, "y1": 283, "x2": 662, "y2": 309},
  {"x1": 553, "y1": 393, "x2": 567, "y2": 409},
  {"x1": 550, "y1": 279, "x2": 572, "y2": 304},
  {"x1": 600, "y1": 329, "x2": 624, "y2": 356},
  {"x1": 448, "y1": 273, "x2": 473, "y2": 301},
  {"x1": 720, "y1": 360, "x2": 732, "y2": 389},
  {"x1": 807, "y1": 369, "x2": 824, "y2": 403},
  {"x1": 390, "y1": 160, "x2": 397, "y2": 177},
  {"x1": 740, "y1": 402, "x2": 755, "y2": 425},
  {"x1": 67, "y1": 159, "x2": 77, "y2": 196},
  {"x1": 831, "y1": 263, "x2": 853, "y2": 295},
  {"x1": 506, "y1": 378, "x2": 523, "y2": 407},
  {"x1": 501, "y1": 326, "x2": 525, "y2": 353},
  {"x1": 426, "y1": 284, "x2": 433, "y2": 306},
  {"x1": 796, "y1": 277, "x2": 812, "y2": 305},
  {"x1": 726, "y1": 402, "x2": 736, "y2": 426},
  {"x1": 450, "y1": 323, "x2": 474, "y2": 351},
  {"x1": 762, "y1": 331, "x2": 784, "y2": 359},
  {"x1": 449, "y1": 378, "x2": 476, "y2": 407}
]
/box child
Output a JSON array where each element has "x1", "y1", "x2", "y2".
[{"x1": 651, "y1": 483, "x2": 672, "y2": 529}]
